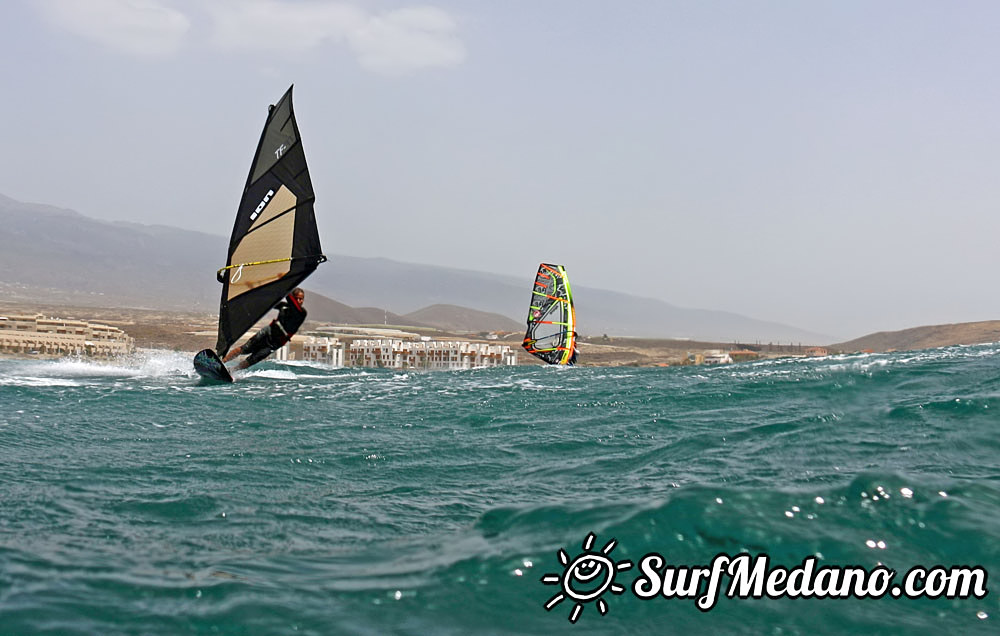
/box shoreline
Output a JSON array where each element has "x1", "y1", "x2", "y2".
[
  {"x1": 0, "y1": 300, "x2": 812, "y2": 367},
  {"x1": 3, "y1": 300, "x2": 998, "y2": 367}
]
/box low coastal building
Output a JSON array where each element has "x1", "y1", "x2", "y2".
[
  {"x1": 0, "y1": 314, "x2": 135, "y2": 358},
  {"x1": 703, "y1": 350, "x2": 734, "y2": 365},
  {"x1": 728, "y1": 349, "x2": 761, "y2": 363},
  {"x1": 687, "y1": 350, "x2": 735, "y2": 365},
  {"x1": 347, "y1": 338, "x2": 517, "y2": 370},
  {"x1": 684, "y1": 349, "x2": 765, "y2": 365}
]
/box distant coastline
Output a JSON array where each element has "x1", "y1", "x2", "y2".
[{"x1": 2, "y1": 300, "x2": 998, "y2": 367}]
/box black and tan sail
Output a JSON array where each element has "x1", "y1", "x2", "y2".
[{"x1": 215, "y1": 85, "x2": 326, "y2": 356}]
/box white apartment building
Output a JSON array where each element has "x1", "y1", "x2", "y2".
[
  {"x1": 0, "y1": 314, "x2": 135, "y2": 358},
  {"x1": 347, "y1": 338, "x2": 517, "y2": 370},
  {"x1": 239, "y1": 335, "x2": 345, "y2": 367},
  {"x1": 273, "y1": 343, "x2": 290, "y2": 361},
  {"x1": 300, "y1": 336, "x2": 345, "y2": 367}
]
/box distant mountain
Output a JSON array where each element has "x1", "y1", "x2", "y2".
[
  {"x1": 0, "y1": 193, "x2": 830, "y2": 342},
  {"x1": 403, "y1": 304, "x2": 522, "y2": 333},
  {"x1": 830, "y1": 321, "x2": 1000, "y2": 353},
  {"x1": 303, "y1": 255, "x2": 829, "y2": 343},
  {"x1": 0, "y1": 193, "x2": 220, "y2": 310}
]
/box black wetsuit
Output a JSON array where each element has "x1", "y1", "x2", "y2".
[{"x1": 242, "y1": 295, "x2": 307, "y2": 367}]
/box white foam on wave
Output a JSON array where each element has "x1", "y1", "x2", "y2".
[
  {"x1": 242, "y1": 368, "x2": 299, "y2": 381},
  {"x1": 273, "y1": 359, "x2": 341, "y2": 371},
  {"x1": 0, "y1": 376, "x2": 83, "y2": 387},
  {"x1": 725, "y1": 342, "x2": 1000, "y2": 383},
  {"x1": 0, "y1": 349, "x2": 198, "y2": 384},
  {"x1": 512, "y1": 377, "x2": 548, "y2": 391}
]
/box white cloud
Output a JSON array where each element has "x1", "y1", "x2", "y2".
[
  {"x1": 206, "y1": 1, "x2": 465, "y2": 74},
  {"x1": 348, "y1": 7, "x2": 465, "y2": 74},
  {"x1": 206, "y1": 0, "x2": 362, "y2": 53},
  {"x1": 38, "y1": 0, "x2": 191, "y2": 58},
  {"x1": 35, "y1": 0, "x2": 464, "y2": 73}
]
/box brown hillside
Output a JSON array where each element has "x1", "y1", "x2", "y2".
[
  {"x1": 297, "y1": 293, "x2": 367, "y2": 323},
  {"x1": 304, "y1": 292, "x2": 432, "y2": 327},
  {"x1": 831, "y1": 320, "x2": 1000, "y2": 353}
]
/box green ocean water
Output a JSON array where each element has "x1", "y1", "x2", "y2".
[{"x1": 1, "y1": 344, "x2": 998, "y2": 635}]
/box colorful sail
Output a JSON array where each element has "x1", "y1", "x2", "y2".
[
  {"x1": 522, "y1": 263, "x2": 577, "y2": 365},
  {"x1": 214, "y1": 85, "x2": 326, "y2": 356}
]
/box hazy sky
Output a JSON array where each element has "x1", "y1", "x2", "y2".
[{"x1": 2, "y1": 0, "x2": 999, "y2": 339}]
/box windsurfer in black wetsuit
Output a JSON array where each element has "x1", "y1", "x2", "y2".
[{"x1": 222, "y1": 288, "x2": 307, "y2": 370}]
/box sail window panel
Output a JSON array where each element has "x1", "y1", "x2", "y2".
[{"x1": 227, "y1": 208, "x2": 296, "y2": 301}]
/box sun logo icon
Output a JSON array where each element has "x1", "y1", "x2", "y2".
[{"x1": 540, "y1": 532, "x2": 633, "y2": 623}]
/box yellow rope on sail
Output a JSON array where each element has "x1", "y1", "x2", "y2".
[
  {"x1": 216, "y1": 254, "x2": 327, "y2": 283},
  {"x1": 217, "y1": 257, "x2": 294, "y2": 278}
]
